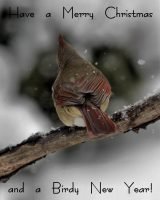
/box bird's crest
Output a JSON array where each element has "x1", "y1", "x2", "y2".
[{"x1": 58, "y1": 34, "x2": 65, "y2": 48}]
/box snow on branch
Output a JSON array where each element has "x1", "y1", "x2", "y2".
[{"x1": 0, "y1": 90, "x2": 160, "y2": 182}]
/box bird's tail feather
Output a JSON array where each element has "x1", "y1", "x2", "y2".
[{"x1": 79, "y1": 103, "x2": 117, "y2": 138}]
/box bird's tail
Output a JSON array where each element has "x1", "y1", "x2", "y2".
[{"x1": 79, "y1": 103, "x2": 117, "y2": 138}]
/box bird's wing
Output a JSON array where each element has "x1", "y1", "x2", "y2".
[
  {"x1": 53, "y1": 72, "x2": 111, "y2": 107},
  {"x1": 53, "y1": 82, "x2": 85, "y2": 106},
  {"x1": 78, "y1": 72, "x2": 111, "y2": 107}
]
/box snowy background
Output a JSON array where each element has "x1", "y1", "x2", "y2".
[{"x1": 0, "y1": 0, "x2": 160, "y2": 199}]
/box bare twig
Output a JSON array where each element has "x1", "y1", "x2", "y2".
[{"x1": 0, "y1": 91, "x2": 160, "y2": 182}]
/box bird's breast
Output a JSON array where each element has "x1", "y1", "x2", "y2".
[{"x1": 54, "y1": 104, "x2": 85, "y2": 127}]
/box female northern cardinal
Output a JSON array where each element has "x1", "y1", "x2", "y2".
[{"x1": 52, "y1": 35, "x2": 117, "y2": 138}]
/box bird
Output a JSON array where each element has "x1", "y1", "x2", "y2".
[{"x1": 52, "y1": 35, "x2": 117, "y2": 138}]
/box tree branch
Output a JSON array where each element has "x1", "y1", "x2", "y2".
[{"x1": 0, "y1": 91, "x2": 160, "y2": 182}]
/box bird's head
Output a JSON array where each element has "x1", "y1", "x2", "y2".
[{"x1": 57, "y1": 35, "x2": 81, "y2": 69}]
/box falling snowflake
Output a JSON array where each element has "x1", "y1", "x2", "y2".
[
  {"x1": 137, "y1": 59, "x2": 146, "y2": 66},
  {"x1": 84, "y1": 49, "x2": 88, "y2": 54}
]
